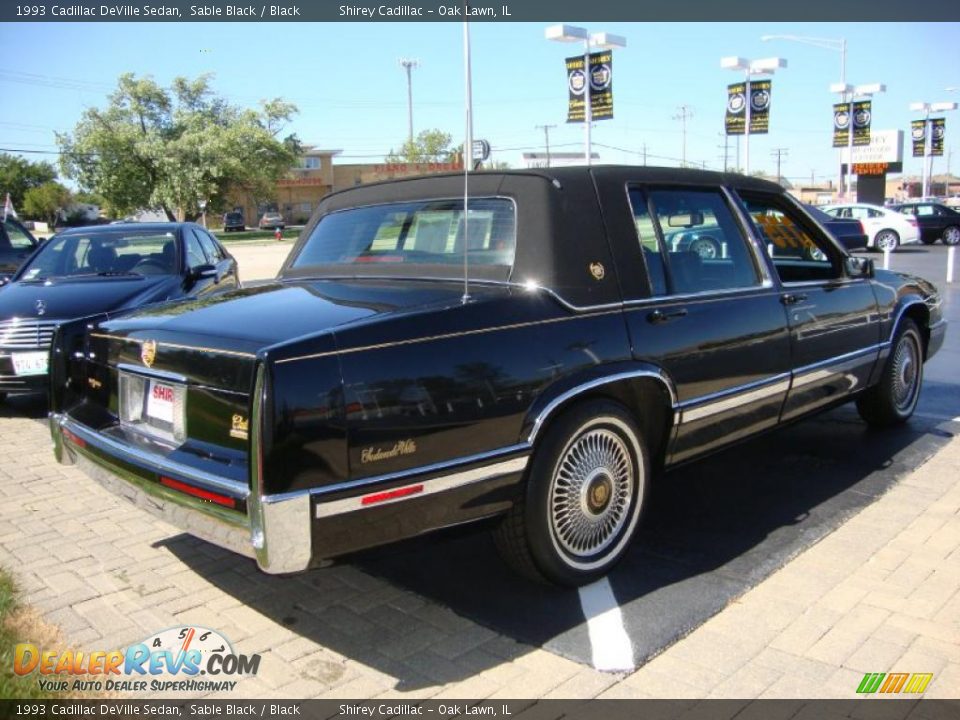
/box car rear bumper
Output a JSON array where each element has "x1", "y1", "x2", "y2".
[{"x1": 50, "y1": 411, "x2": 312, "y2": 574}]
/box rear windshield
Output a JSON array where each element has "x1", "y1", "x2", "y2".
[
  {"x1": 285, "y1": 198, "x2": 516, "y2": 280},
  {"x1": 19, "y1": 231, "x2": 178, "y2": 281}
]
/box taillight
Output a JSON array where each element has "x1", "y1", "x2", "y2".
[
  {"x1": 907, "y1": 217, "x2": 918, "y2": 227},
  {"x1": 858, "y1": 220, "x2": 865, "y2": 234}
]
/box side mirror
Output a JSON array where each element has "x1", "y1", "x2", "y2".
[
  {"x1": 845, "y1": 256, "x2": 874, "y2": 279},
  {"x1": 187, "y1": 264, "x2": 218, "y2": 284}
]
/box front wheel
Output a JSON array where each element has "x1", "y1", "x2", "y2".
[
  {"x1": 493, "y1": 400, "x2": 648, "y2": 586},
  {"x1": 942, "y1": 225, "x2": 960, "y2": 246},
  {"x1": 857, "y1": 319, "x2": 923, "y2": 427},
  {"x1": 875, "y1": 229, "x2": 900, "y2": 252}
]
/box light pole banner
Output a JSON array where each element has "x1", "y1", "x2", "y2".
[
  {"x1": 833, "y1": 103, "x2": 851, "y2": 147},
  {"x1": 931, "y1": 117, "x2": 945, "y2": 156},
  {"x1": 911, "y1": 120, "x2": 926, "y2": 157},
  {"x1": 725, "y1": 82, "x2": 746, "y2": 135},
  {"x1": 749, "y1": 79, "x2": 772, "y2": 134},
  {"x1": 852, "y1": 100, "x2": 872, "y2": 146},
  {"x1": 565, "y1": 52, "x2": 614, "y2": 123}
]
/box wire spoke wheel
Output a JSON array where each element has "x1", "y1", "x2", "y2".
[
  {"x1": 550, "y1": 428, "x2": 634, "y2": 560},
  {"x1": 891, "y1": 331, "x2": 920, "y2": 412}
]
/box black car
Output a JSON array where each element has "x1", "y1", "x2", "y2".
[
  {"x1": 0, "y1": 222, "x2": 238, "y2": 400},
  {"x1": 222, "y1": 211, "x2": 245, "y2": 232},
  {"x1": 804, "y1": 204, "x2": 869, "y2": 252},
  {"x1": 1, "y1": 217, "x2": 42, "y2": 286},
  {"x1": 50, "y1": 168, "x2": 945, "y2": 586},
  {"x1": 890, "y1": 201, "x2": 960, "y2": 245}
]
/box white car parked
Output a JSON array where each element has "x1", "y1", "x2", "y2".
[{"x1": 822, "y1": 203, "x2": 920, "y2": 252}]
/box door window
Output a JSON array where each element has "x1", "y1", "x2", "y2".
[
  {"x1": 196, "y1": 229, "x2": 225, "y2": 262},
  {"x1": 628, "y1": 187, "x2": 761, "y2": 296},
  {"x1": 3, "y1": 220, "x2": 35, "y2": 250},
  {"x1": 739, "y1": 192, "x2": 841, "y2": 283},
  {"x1": 185, "y1": 230, "x2": 210, "y2": 270}
]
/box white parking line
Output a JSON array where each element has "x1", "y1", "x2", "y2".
[
  {"x1": 577, "y1": 577, "x2": 635, "y2": 672},
  {"x1": 915, "y1": 412, "x2": 960, "y2": 423}
]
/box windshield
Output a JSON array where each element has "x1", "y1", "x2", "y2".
[
  {"x1": 285, "y1": 197, "x2": 516, "y2": 281},
  {"x1": 19, "y1": 230, "x2": 178, "y2": 282}
]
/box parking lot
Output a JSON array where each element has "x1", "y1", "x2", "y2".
[{"x1": 1, "y1": 240, "x2": 958, "y2": 698}]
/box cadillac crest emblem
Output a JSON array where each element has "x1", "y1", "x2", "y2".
[{"x1": 140, "y1": 340, "x2": 157, "y2": 368}]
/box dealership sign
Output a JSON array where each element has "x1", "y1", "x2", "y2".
[{"x1": 841, "y1": 129, "x2": 903, "y2": 165}]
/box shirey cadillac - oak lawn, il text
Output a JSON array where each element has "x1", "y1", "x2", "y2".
[{"x1": 50, "y1": 168, "x2": 945, "y2": 586}]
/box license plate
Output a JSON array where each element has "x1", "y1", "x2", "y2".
[
  {"x1": 146, "y1": 380, "x2": 176, "y2": 424},
  {"x1": 12, "y1": 351, "x2": 48, "y2": 376}
]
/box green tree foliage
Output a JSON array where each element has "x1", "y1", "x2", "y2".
[
  {"x1": 57, "y1": 73, "x2": 301, "y2": 220},
  {"x1": 386, "y1": 129, "x2": 458, "y2": 164},
  {"x1": 0, "y1": 153, "x2": 57, "y2": 209},
  {"x1": 22, "y1": 182, "x2": 72, "y2": 228}
]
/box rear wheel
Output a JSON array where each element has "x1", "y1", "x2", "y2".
[
  {"x1": 857, "y1": 319, "x2": 923, "y2": 427},
  {"x1": 875, "y1": 229, "x2": 899, "y2": 252},
  {"x1": 493, "y1": 400, "x2": 648, "y2": 586},
  {"x1": 942, "y1": 225, "x2": 960, "y2": 246}
]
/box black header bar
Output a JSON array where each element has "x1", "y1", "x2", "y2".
[{"x1": 2, "y1": 0, "x2": 959, "y2": 22}]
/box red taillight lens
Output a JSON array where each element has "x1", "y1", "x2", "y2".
[
  {"x1": 160, "y1": 476, "x2": 237, "y2": 508},
  {"x1": 907, "y1": 217, "x2": 918, "y2": 227}
]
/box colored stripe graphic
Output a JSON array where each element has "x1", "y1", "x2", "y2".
[
  {"x1": 903, "y1": 673, "x2": 934, "y2": 694},
  {"x1": 880, "y1": 672, "x2": 909, "y2": 693},
  {"x1": 857, "y1": 673, "x2": 885, "y2": 693}
]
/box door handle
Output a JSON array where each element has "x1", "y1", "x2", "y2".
[
  {"x1": 647, "y1": 308, "x2": 688, "y2": 324},
  {"x1": 781, "y1": 293, "x2": 808, "y2": 306}
]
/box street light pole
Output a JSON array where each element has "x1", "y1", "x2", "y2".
[
  {"x1": 721, "y1": 56, "x2": 787, "y2": 174},
  {"x1": 398, "y1": 58, "x2": 420, "y2": 147},
  {"x1": 762, "y1": 35, "x2": 846, "y2": 197},
  {"x1": 546, "y1": 24, "x2": 626, "y2": 166},
  {"x1": 910, "y1": 101, "x2": 958, "y2": 198}
]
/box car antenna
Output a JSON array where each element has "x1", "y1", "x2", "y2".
[{"x1": 461, "y1": 17, "x2": 474, "y2": 305}]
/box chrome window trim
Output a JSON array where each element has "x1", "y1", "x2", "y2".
[
  {"x1": 286, "y1": 194, "x2": 519, "y2": 274},
  {"x1": 720, "y1": 185, "x2": 776, "y2": 288},
  {"x1": 314, "y1": 456, "x2": 529, "y2": 518},
  {"x1": 59, "y1": 416, "x2": 248, "y2": 499},
  {"x1": 528, "y1": 369, "x2": 680, "y2": 445},
  {"x1": 622, "y1": 285, "x2": 779, "y2": 309},
  {"x1": 679, "y1": 373, "x2": 791, "y2": 424}
]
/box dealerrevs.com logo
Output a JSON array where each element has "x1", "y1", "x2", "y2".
[
  {"x1": 14, "y1": 626, "x2": 260, "y2": 693},
  {"x1": 857, "y1": 672, "x2": 934, "y2": 695}
]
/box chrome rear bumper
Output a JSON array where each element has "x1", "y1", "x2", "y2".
[{"x1": 50, "y1": 411, "x2": 312, "y2": 574}]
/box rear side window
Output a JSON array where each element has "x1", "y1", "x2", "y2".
[
  {"x1": 628, "y1": 187, "x2": 761, "y2": 296},
  {"x1": 289, "y1": 198, "x2": 516, "y2": 273}
]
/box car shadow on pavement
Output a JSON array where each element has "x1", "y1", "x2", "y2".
[
  {"x1": 162, "y1": 403, "x2": 955, "y2": 681},
  {"x1": 0, "y1": 392, "x2": 48, "y2": 421}
]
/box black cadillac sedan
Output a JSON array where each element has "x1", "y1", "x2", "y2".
[{"x1": 0, "y1": 222, "x2": 238, "y2": 400}]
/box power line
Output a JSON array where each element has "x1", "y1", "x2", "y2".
[
  {"x1": 672, "y1": 105, "x2": 694, "y2": 167},
  {"x1": 771, "y1": 147, "x2": 789, "y2": 185},
  {"x1": 534, "y1": 124, "x2": 556, "y2": 167}
]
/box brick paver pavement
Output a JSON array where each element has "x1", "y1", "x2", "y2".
[{"x1": 2, "y1": 394, "x2": 958, "y2": 700}]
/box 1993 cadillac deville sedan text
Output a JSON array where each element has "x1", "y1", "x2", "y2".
[{"x1": 49, "y1": 167, "x2": 945, "y2": 586}]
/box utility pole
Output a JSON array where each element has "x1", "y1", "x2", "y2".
[
  {"x1": 717, "y1": 132, "x2": 731, "y2": 171},
  {"x1": 641, "y1": 143, "x2": 648, "y2": 166},
  {"x1": 673, "y1": 105, "x2": 694, "y2": 167},
  {"x1": 771, "y1": 147, "x2": 789, "y2": 186},
  {"x1": 398, "y1": 58, "x2": 420, "y2": 147},
  {"x1": 535, "y1": 124, "x2": 557, "y2": 167}
]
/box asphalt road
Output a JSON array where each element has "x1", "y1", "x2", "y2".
[{"x1": 2, "y1": 242, "x2": 957, "y2": 674}]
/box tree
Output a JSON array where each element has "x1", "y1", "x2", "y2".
[
  {"x1": 22, "y1": 182, "x2": 72, "y2": 228},
  {"x1": 57, "y1": 73, "x2": 301, "y2": 221},
  {"x1": 386, "y1": 129, "x2": 458, "y2": 164},
  {"x1": 0, "y1": 153, "x2": 57, "y2": 209}
]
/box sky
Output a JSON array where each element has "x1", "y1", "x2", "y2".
[{"x1": 1, "y1": 21, "x2": 959, "y2": 187}]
